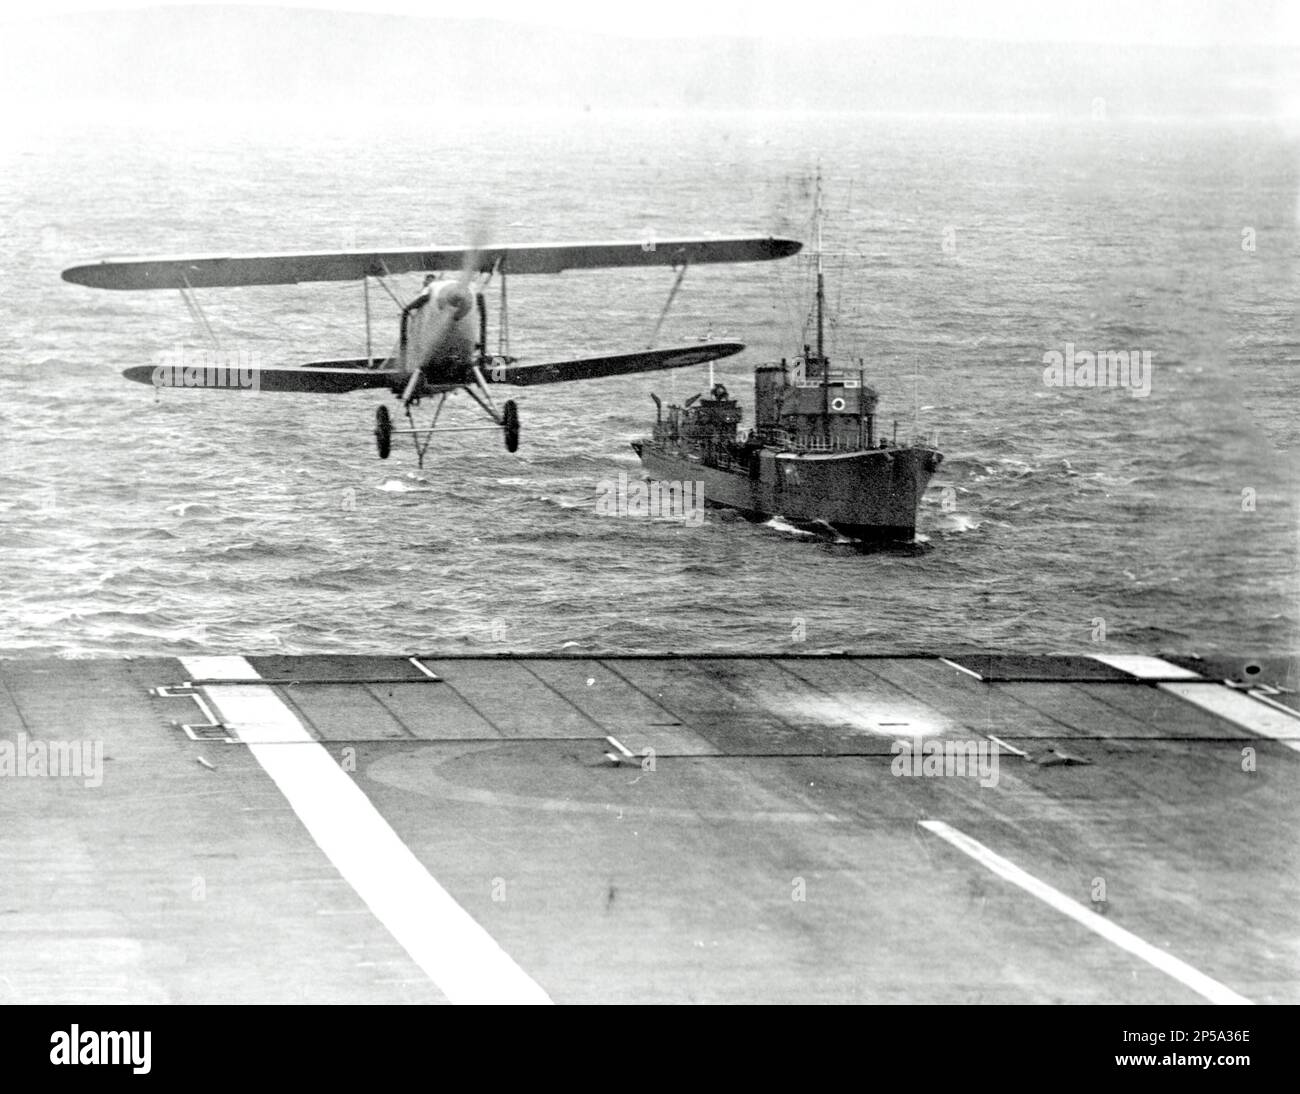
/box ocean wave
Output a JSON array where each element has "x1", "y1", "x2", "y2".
[{"x1": 1, "y1": 114, "x2": 1295, "y2": 658}]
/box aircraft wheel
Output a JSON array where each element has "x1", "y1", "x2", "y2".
[
  {"x1": 503, "y1": 400, "x2": 520, "y2": 453},
  {"x1": 375, "y1": 405, "x2": 392, "y2": 460}
]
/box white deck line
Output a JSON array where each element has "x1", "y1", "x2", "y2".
[
  {"x1": 182, "y1": 655, "x2": 552, "y2": 1005},
  {"x1": 605, "y1": 735, "x2": 634, "y2": 758},
  {"x1": 1159, "y1": 681, "x2": 1300, "y2": 755},
  {"x1": 920, "y1": 820, "x2": 1252, "y2": 1005},
  {"x1": 985, "y1": 734, "x2": 1029, "y2": 758},
  {"x1": 1248, "y1": 689, "x2": 1300, "y2": 719},
  {"x1": 1089, "y1": 654, "x2": 1202, "y2": 680}
]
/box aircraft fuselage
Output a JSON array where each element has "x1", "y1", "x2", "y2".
[{"x1": 401, "y1": 279, "x2": 480, "y2": 386}]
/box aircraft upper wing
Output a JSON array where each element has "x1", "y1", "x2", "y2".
[
  {"x1": 63, "y1": 237, "x2": 802, "y2": 290},
  {"x1": 486, "y1": 342, "x2": 745, "y2": 386}
]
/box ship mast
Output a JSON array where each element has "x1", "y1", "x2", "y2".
[
  {"x1": 815, "y1": 169, "x2": 825, "y2": 365},
  {"x1": 815, "y1": 168, "x2": 829, "y2": 432}
]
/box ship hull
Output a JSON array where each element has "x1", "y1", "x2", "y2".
[{"x1": 633, "y1": 442, "x2": 939, "y2": 542}]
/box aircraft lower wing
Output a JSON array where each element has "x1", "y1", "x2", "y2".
[
  {"x1": 121, "y1": 342, "x2": 742, "y2": 393},
  {"x1": 122, "y1": 363, "x2": 406, "y2": 394},
  {"x1": 487, "y1": 342, "x2": 744, "y2": 386}
]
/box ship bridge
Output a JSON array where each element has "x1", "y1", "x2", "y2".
[{"x1": 755, "y1": 353, "x2": 881, "y2": 450}]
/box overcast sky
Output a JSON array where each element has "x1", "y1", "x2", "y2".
[{"x1": 5, "y1": 0, "x2": 1297, "y2": 46}]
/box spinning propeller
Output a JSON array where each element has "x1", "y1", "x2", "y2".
[{"x1": 399, "y1": 227, "x2": 486, "y2": 408}]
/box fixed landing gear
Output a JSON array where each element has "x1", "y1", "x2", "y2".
[{"x1": 370, "y1": 393, "x2": 520, "y2": 467}]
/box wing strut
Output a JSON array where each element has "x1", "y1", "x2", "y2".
[
  {"x1": 372, "y1": 261, "x2": 406, "y2": 308},
  {"x1": 179, "y1": 276, "x2": 221, "y2": 348},
  {"x1": 646, "y1": 258, "x2": 689, "y2": 349},
  {"x1": 497, "y1": 256, "x2": 510, "y2": 359},
  {"x1": 363, "y1": 275, "x2": 372, "y2": 363}
]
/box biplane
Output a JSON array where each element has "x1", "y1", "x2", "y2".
[{"x1": 61, "y1": 237, "x2": 801, "y2": 466}]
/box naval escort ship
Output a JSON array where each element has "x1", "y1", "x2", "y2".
[{"x1": 632, "y1": 193, "x2": 943, "y2": 543}]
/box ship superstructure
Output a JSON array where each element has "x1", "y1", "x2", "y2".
[{"x1": 633, "y1": 176, "x2": 942, "y2": 542}]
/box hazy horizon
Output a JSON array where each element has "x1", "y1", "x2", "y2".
[
  {"x1": 0, "y1": 5, "x2": 1296, "y2": 121},
  {"x1": 5, "y1": 0, "x2": 1298, "y2": 47}
]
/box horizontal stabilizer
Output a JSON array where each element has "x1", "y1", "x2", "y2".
[
  {"x1": 65, "y1": 237, "x2": 802, "y2": 290},
  {"x1": 123, "y1": 363, "x2": 408, "y2": 394},
  {"x1": 487, "y1": 342, "x2": 744, "y2": 386}
]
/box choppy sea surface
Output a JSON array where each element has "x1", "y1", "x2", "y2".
[{"x1": 1, "y1": 109, "x2": 1297, "y2": 657}]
